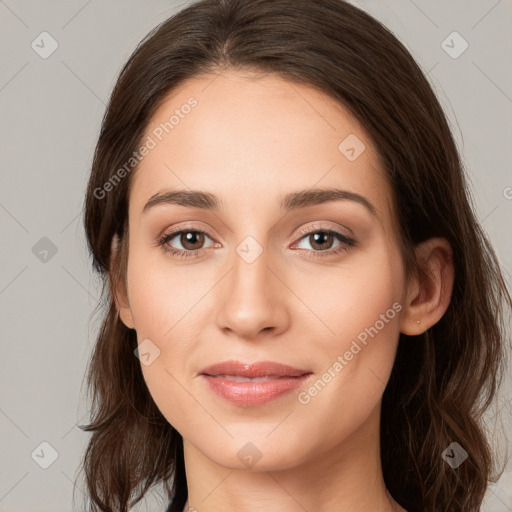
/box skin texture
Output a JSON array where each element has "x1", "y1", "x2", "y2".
[{"x1": 113, "y1": 70, "x2": 454, "y2": 512}]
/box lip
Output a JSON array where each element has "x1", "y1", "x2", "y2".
[
  {"x1": 200, "y1": 360, "x2": 310, "y2": 378},
  {"x1": 199, "y1": 360, "x2": 313, "y2": 407}
]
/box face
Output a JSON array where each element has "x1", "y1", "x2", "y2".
[{"x1": 118, "y1": 69, "x2": 408, "y2": 471}]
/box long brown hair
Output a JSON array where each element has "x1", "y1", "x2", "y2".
[{"x1": 79, "y1": 0, "x2": 512, "y2": 510}]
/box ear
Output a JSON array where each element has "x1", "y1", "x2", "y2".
[
  {"x1": 400, "y1": 237, "x2": 454, "y2": 335},
  {"x1": 110, "y1": 234, "x2": 135, "y2": 330}
]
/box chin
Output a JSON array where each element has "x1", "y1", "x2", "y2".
[{"x1": 198, "y1": 437, "x2": 309, "y2": 473}]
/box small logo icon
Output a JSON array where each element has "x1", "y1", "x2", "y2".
[
  {"x1": 134, "y1": 338, "x2": 161, "y2": 366},
  {"x1": 441, "y1": 441, "x2": 468, "y2": 468},
  {"x1": 31, "y1": 441, "x2": 59, "y2": 469},
  {"x1": 31, "y1": 31, "x2": 59, "y2": 59},
  {"x1": 441, "y1": 32, "x2": 468, "y2": 59},
  {"x1": 338, "y1": 134, "x2": 366, "y2": 161},
  {"x1": 236, "y1": 236, "x2": 263, "y2": 264},
  {"x1": 32, "y1": 237, "x2": 58, "y2": 263},
  {"x1": 237, "y1": 442, "x2": 263, "y2": 468}
]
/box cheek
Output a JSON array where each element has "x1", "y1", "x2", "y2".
[
  {"x1": 292, "y1": 246, "x2": 404, "y2": 347},
  {"x1": 126, "y1": 251, "x2": 207, "y2": 340},
  {"x1": 289, "y1": 245, "x2": 404, "y2": 410},
  {"x1": 124, "y1": 256, "x2": 203, "y2": 417}
]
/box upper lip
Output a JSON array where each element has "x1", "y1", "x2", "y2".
[{"x1": 200, "y1": 360, "x2": 311, "y2": 378}]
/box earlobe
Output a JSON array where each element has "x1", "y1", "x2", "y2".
[
  {"x1": 110, "y1": 234, "x2": 136, "y2": 330},
  {"x1": 400, "y1": 237, "x2": 454, "y2": 335}
]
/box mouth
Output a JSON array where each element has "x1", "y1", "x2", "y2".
[
  {"x1": 199, "y1": 360, "x2": 311, "y2": 378},
  {"x1": 199, "y1": 360, "x2": 313, "y2": 407},
  {"x1": 204, "y1": 374, "x2": 301, "y2": 382}
]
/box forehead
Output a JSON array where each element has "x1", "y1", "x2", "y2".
[{"x1": 129, "y1": 70, "x2": 393, "y2": 227}]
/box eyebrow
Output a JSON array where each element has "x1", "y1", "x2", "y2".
[{"x1": 142, "y1": 187, "x2": 377, "y2": 216}]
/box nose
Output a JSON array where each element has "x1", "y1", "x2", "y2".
[{"x1": 215, "y1": 239, "x2": 290, "y2": 340}]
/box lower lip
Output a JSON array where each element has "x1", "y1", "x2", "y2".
[{"x1": 201, "y1": 374, "x2": 312, "y2": 407}]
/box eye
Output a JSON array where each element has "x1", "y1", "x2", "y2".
[
  {"x1": 157, "y1": 224, "x2": 356, "y2": 260},
  {"x1": 292, "y1": 226, "x2": 356, "y2": 258},
  {"x1": 158, "y1": 227, "x2": 217, "y2": 259}
]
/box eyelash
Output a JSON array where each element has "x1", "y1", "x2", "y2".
[{"x1": 158, "y1": 225, "x2": 356, "y2": 260}]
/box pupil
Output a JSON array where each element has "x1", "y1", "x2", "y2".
[
  {"x1": 312, "y1": 232, "x2": 332, "y2": 250},
  {"x1": 182, "y1": 231, "x2": 203, "y2": 250}
]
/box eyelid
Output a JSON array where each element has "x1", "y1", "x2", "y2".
[
  {"x1": 159, "y1": 222, "x2": 218, "y2": 240},
  {"x1": 292, "y1": 222, "x2": 353, "y2": 241}
]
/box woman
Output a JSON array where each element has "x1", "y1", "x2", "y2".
[{"x1": 79, "y1": 0, "x2": 512, "y2": 511}]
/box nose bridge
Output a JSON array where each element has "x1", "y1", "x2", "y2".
[
  {"x1": 233, "y1": 234, "x2": 272, "y2": 296},
  {"x1": 231, "y1": 233, "x2": 275, "y2": 308},
  {"x1": 216, "y1": 233, "x2": 287, "y2": 337}
]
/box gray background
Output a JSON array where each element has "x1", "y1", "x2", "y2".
[{"x1": 1, "y1": 0, "x2": 511, "y2": 510}]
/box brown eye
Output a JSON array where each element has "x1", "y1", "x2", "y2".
[
  {"x1": 308, "y1": 231, "x2": 335, "y2": 251},
  {"x1": 159, "y1": 229, "x2": 215, "y2": 256},
  {"x1": 293, "y1": 228, "x2": 355, "y2": 258},
  {"x1": 179, "y1": 231, "x2": 206, "y2": 250}
]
